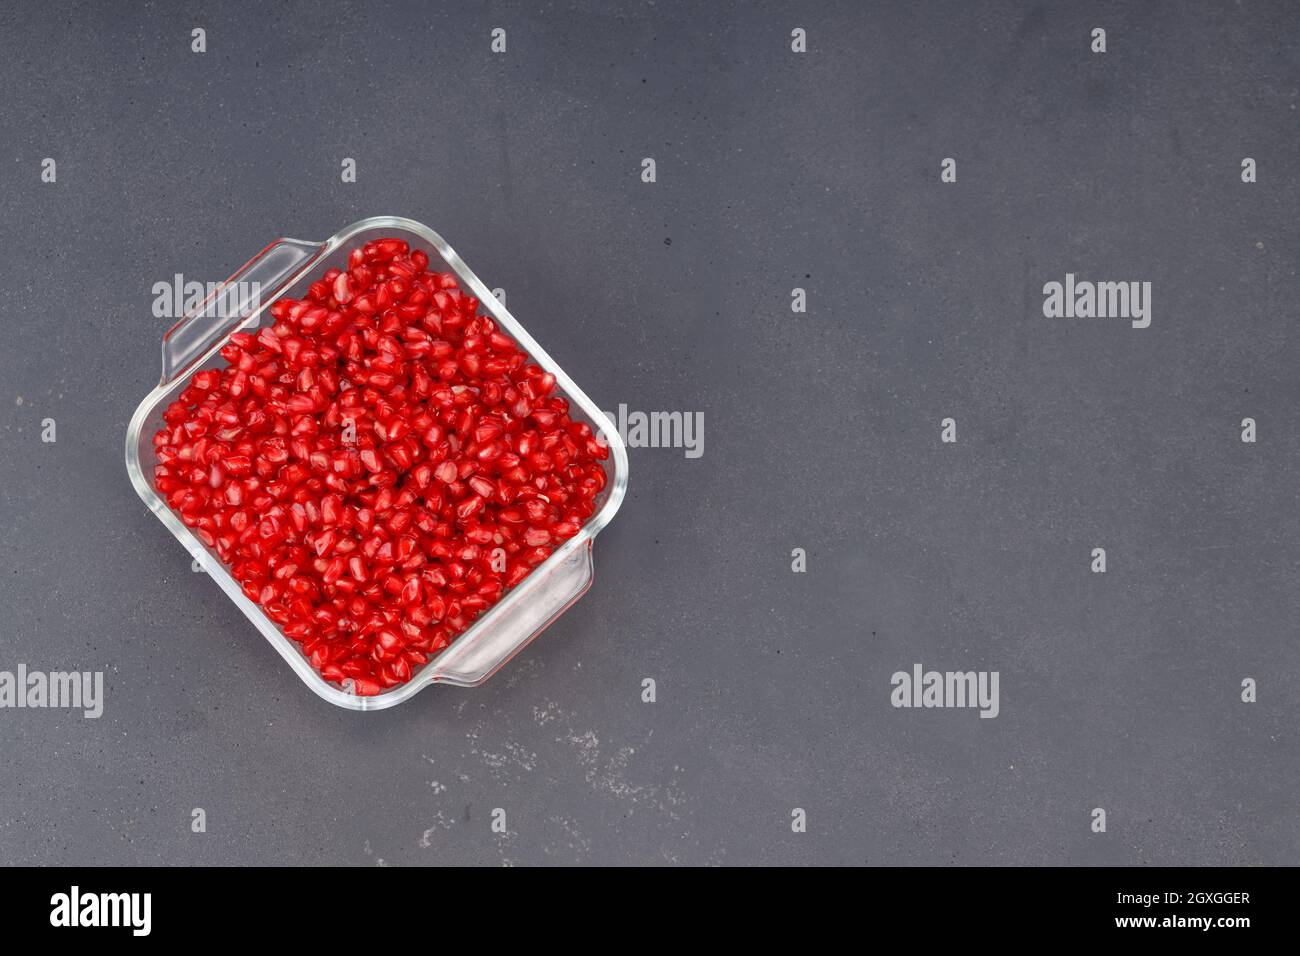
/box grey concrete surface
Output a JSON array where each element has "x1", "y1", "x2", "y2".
[{"x1": 0, "y1": 0, "x2": 1296, "y2": 865}]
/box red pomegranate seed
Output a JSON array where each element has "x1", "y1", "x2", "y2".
[{"x1": 152, "y1": 240, "x2": 609, "y2": 695}]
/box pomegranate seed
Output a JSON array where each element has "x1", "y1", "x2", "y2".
[{"x1": 151, "y1": 238, "x2": 608, "y2": 693}]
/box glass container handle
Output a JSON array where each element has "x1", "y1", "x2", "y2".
[
  {"x1": 159, "y1": 237, "x2": 323, "y2": 385},
  {"x1": 430, "y1": 541, "x2": 596, "y2": 686}
]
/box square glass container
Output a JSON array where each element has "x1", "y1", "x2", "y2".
[{"x1": 125, "y1": 216, "x2": 628, "y2": 710}]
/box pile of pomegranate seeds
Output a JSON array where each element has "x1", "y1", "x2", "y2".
[{"x1": 152, "y1": 238, "x2": 609, "y2": 696}]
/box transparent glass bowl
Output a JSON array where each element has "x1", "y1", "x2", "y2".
[{"x1": 125, "y1": 216, "x2": 628, "y2": 710}]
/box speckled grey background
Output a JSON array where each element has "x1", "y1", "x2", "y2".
[{"x1": 0, "y1": 0, "x2": 1296, "y2": 866}]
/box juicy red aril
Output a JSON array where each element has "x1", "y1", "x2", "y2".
[{"x1": 152, "y1": 239, "x2": 609, "y2": 696}]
